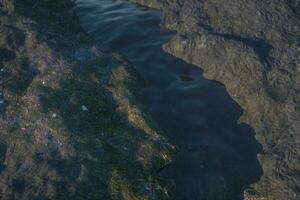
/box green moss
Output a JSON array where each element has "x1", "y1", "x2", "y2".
[
  {"x1": 0, "y1": 1, "x2": 173, "y2": 198},
  {"x1": 36, "y1": 55, "x2": 170, "y2": 199}
]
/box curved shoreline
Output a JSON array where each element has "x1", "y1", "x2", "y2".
[
  {"x1": 130, "y1": 0, "x2": 300, "y2": 199},
  {"x1": 76, "y1": 1, "x2": 264, "y2": 199}
]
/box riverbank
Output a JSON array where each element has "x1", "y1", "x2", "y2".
[
  {"x1": 0, "y1": 1, "x2": 173, "y2": 199},
  {"x1": 130, "y1": 0, "x2": 300, "y2": 199}
]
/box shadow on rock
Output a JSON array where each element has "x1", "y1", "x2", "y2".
[
  {"x1": 0, "y1": 49, "x2": 16, "y2": 62},
  {"x1": 0, "y1": 143, "x2": 7, "y2": 172},
  {"x1": 4, "y1": 57, "x2": 39, "y2": 95}
]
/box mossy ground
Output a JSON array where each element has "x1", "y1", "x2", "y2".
[{"x1": 0, "y1": 1, "x2": 174, "y2": 199}]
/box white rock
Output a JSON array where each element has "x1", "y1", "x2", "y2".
[
  {"x1": 52, "y1": 113, "x2": 57, "y2": 118},
  {"x1": 57, "y1": 140, "x2": 63, "y2": 146},
  {"x1": 81, "y1": 105, "x2": 89, "y2": 111},
  {"x1": 256, "y1": 10, "x2": 261, "y2": 16}
]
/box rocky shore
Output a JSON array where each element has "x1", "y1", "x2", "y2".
[
  {"x1": 130, "y1": 0, "x2": 300, "y2": 199},
  {"x1": 0, "y1": 0, "x2": 173, "y2": 199}
]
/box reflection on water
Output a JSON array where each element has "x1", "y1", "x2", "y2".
[{"x1": 75, "y1": 1, "x2": 263, "y2": 199}]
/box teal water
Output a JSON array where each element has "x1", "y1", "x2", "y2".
[{"x1": 75, "y1": 1, "x2": 263, "y2": 199}]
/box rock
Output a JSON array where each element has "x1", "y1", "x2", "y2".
[
  {"x1": 0, "y1": 1, "x2": 174, "y2": 199},
  {"x1": 131, "y1": 0, "x2": 300, "y2": 199},
  {"x1": 81, "y1": 105, "x2": 88, "y2": 112}
]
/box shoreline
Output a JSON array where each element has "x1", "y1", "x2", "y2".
[
  {"x1": 129, "y1": 0, "x2": 300, "y2": 199},
  {"x1": 0, "y1": 1, "x2": 174, "y2": 199}
]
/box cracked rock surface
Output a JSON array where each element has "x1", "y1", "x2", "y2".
[{"x1": 131, "y1": 0, "x2": 300, "y2": 199}]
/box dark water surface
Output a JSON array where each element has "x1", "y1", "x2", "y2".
[{"x1": 75, "y1": 1, "x2": 263, "y2": 199}]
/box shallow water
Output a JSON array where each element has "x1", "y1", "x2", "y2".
[{"x1": 75, "y1": 1, "x2": 263, "y2": 199}]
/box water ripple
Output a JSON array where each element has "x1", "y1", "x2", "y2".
[{"x1": 75, "y1": 1, "x2": 263, "y2": 199}]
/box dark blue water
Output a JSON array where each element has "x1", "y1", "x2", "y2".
[{"x1": 75, "y1": 1, "x2": 263, "y2": 199}]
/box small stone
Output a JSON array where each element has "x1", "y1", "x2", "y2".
[
  {"x1": 52, "y1": 113, "x2": 57, "y2": 118},
  {"x1": 42, "y1": 81, "x2": 46, "y2": 85},
  {"x1": 81, "y1": 105, "x2": 89, "y2": 111},
  {"x1": 256, "y1": 10, "x2": 261, "y2": 16},
  {"x1": 57, "y1": 140, "x2": 63, "y2": 146}
]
